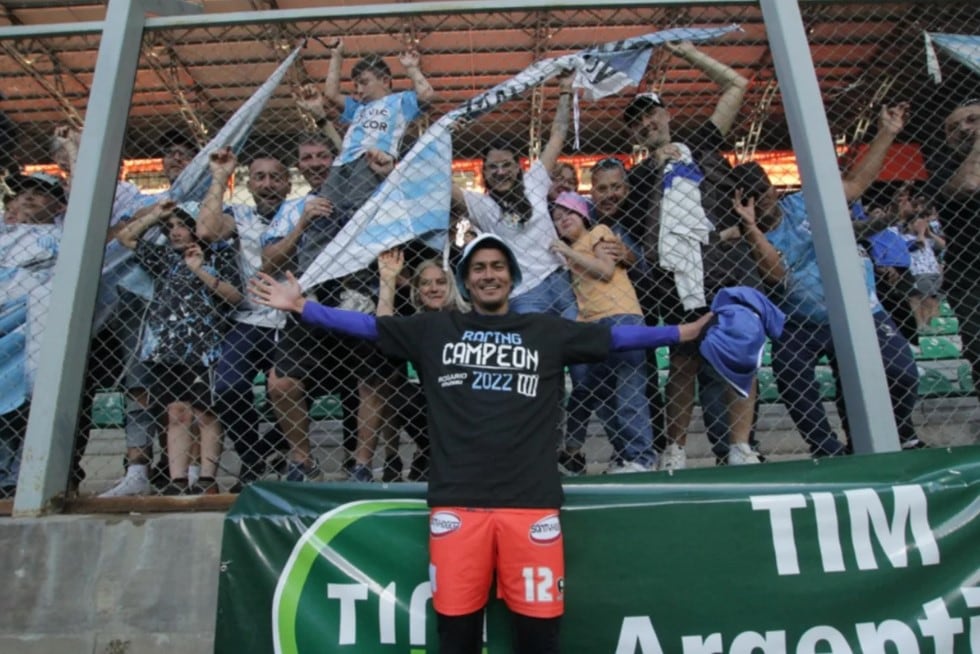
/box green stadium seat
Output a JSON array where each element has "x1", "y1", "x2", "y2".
[
  {"x1": 310, "y1": 394, "x2": 344, "y2": 420},
  {"x1": 917, "y1": 337, "x2": 961, "y2": 361},
  {"x1": 757, "y1": 368, "x2": 780, "y2": 403},
  {"x1": 91, "y1": 390, "x2": 125, "y2": 429},
  {"x1": 815, "y1": 369, "x2": 837, "y2": 400},
  {"x1": 917, "y1": 368, "x2": 956, "y2": 398},
  {"x1": 958, "y1": 363, "x2": 975, "y2": 396},
  {"x1": 923, "y1": 316, "x2": 959, "y2": 336}
]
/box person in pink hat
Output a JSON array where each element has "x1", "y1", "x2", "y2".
[{"x1": 550, "y1": 191, "x2": 658, "y2": 473}]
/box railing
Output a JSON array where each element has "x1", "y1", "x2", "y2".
[{"x1": 0, "y1": 0, "x2": 976, "y2": 515}]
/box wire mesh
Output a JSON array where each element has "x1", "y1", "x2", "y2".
[{"x1": 0, "y1": 1, "x2": 976, "y2": 501}]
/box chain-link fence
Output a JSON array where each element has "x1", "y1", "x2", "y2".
[{"x1": 0, "y1": 0, "x2": 977, "y2": 504}]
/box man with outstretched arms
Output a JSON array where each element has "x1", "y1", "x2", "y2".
[{"x1": 250, "y1": 233, "x2": 709, "y2": 653}]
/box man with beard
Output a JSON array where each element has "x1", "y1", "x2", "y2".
[
  {"x1": 620, "y1": 40, "x2": 754, "y2": 470},
  {"x1": 296, "y1": 133, "x2": 335, "y2": 192},
  {"x1": 924, "y1": 98, "x2": 980, "y2": 398},
  {"x1": 730, "y1": 104, "x2": 925, "y2": 456},
  {"x1": 260, "y1": 134, "x2": 395, "y2": 482},
  {"x1": 260, "y1": 133, "x2": 337, "y2": 271},
  {"x1": 259, "y1": 132, "x2": 371, "y2": 482},
  {"x1": 195, "y1": 148, "x2": 295, "y2": 490},
  {"x1": 450, "y1": 73, "x2": 577, "y2": 318}
]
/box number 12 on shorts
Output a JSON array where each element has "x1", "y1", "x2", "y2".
[{"x1": 521, "y1": 566, "x2": 554, "y2": 602}]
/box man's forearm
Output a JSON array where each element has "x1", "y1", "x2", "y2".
[
  {"x1": 943, "y1": 146, "x2": 980, "y2": 198},
  {"x1": 682, "y1": 46, "x2": 746, "y2": 91},
  {"x1": 405, "y1": 65, "x2": 435, "y2": 103},
  {"x1": 324, "y1": 54, "x2": 344, "y2": 106},
  {"x1": 678, "y1": 46, "x2": 747, "y2": 135},
  {"x1": 261, "y1": 233, "x2": 302, "y2": 273},
  {"x1": 197, "y1": 177, "x2": 234, "y2": 241},
  {"x1": 116, "y1": 212, "x2": 158, "y2": 249},
  {"x1": 851, "y1": 214, "x2": 896, "y2": 240},
  {"x1": 744, "y1": 224, "x2": 785, "y2": 285},
  {"x1": 842, "y1": 130, "x2": 897, "y2": 202}
]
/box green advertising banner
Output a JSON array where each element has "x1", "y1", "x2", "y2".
[{"x1": 215, "y1": 447, "x2": 980, "y2": 653}]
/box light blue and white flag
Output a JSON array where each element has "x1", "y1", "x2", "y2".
[
  {"x1": 925, "y1": 32, "x2": 980, "y2": 83},
  {"x1": 0, "y1": 298, "x2": 28, "y2": 415},
  {"x1": 0, "y1": 45, "x2": 309, "y2": 416},
  {"x1": 169, "y1": 44, "x2": 304, "y2": 202},
  {"x1": 96, "y1": 44, "x2": 305, "y2": 326},
  {"x1": 300, "y1": 25, "x2": 739, "y2": 290}
]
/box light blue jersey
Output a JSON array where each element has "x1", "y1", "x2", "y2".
[
  {"x1": 227, "y1": 200, "x2": 301, "y2": 329},
  {"x1": 766, "y1": 192, "x2": 882, "y2": 325},
  {"x1": 335, "y1": 91, "x2": 420, "y2": 166},
  {"x1": 0, "y1": 223, "x2": 61, "y2": 303},
  {"x1": 259, "y1": 195, "x2": 306, "y2": 248}
]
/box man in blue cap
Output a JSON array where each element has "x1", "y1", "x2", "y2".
[{"x1": 249, "y1": 233, "x2": 711, "y2": 654}]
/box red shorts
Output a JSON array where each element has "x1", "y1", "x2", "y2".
[{"x1": 428, "y1": 507, "x2": 565, "y2": 618}]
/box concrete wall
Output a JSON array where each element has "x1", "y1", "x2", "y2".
[{"x1": 0, "y1": 513, "x2": 222, "y2": 654}]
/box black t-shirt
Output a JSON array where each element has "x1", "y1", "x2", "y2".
[
  {"x1": 623, "y1": 120, "x2": 734, "y2": 265},
  {"x1": 376, "y1": 310, "x2": 610, "y2": 508},
  {"x1": 620, "y1": 121, "x2": 745, "y2": 310},
  {"x1": 924, "y1": 150, "x2": 980, "y2": 291}
]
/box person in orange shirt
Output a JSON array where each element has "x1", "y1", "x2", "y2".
[{"x1": 550, "y1": 191, "x2": 657, "y2": 473}]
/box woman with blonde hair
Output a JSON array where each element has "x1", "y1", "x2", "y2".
[{"x1": 373, "y1": 249, "x2": 467, "y2": 480}]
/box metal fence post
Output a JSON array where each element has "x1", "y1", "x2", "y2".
[
  {"x1": 13, "y1": 0, "x2": 202, "y2": 516},
  {"x1": 759, "y1": 0, "x2": 901, "y2": 455}
]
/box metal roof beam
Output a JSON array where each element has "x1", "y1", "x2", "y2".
[
  {"x1": 0, "y1": 40, "x2": 85, "y2": 127},
  {"x1": 0, "y1": 0, "x2": 755, "y2": 39}
]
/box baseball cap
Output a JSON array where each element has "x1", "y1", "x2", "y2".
[
  {"x1": 5, "y1": 171, "x2": 67, "y2": 204},
  {"x1": 454, "y1": 233, "x2": 523, "y2": 301},
  {"x1": 552, "y1": 191, "x2": 591, "y2": 223},
  {"x1": 623, "y1": 92, "x2": 665, "y2": 124}
]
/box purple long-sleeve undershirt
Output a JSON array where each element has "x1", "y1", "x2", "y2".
[
  {"x1": 609, "y1": 324, "x2": 680, "y2": 351},
  {"x1": 299, "y1": 301, "x2": 680, "y2": 351},
  {"x1": 301, "y1": 301, "x2": 379, "y2": 340}
]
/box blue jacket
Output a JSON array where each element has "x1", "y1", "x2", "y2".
[{"x1": 699, "y1": 287, "x2": 786, "y2": 397}]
